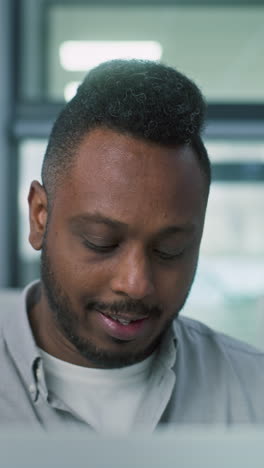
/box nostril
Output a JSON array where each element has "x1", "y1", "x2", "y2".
[{"x1": 111, "y1": 273, "x2": 154, "y2": 300}]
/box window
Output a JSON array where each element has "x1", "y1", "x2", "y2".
[{"x1": 20, "y1": 2, "x2": 264, "y2": 102}]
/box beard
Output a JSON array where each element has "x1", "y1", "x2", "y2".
[{"x1": 40, "y1": 238, "x2": 192, "y2": 369}]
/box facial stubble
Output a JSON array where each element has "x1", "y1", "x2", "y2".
[{"x1": 40, "y1": 236, "x2": 194, "y2": 369}]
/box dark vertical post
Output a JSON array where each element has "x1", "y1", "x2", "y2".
[{"x1": 0, "y1": 0, "x2": 15, "y2": 287}]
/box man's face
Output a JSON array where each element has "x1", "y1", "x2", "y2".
[{"x1": 29, "y1": 128, "x2": 208, "y2": 368}]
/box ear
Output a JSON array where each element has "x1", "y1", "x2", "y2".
[{"x1": 28, "y1": 181, "x2": 48, "y2": 251}]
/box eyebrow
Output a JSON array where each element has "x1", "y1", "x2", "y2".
[
  {"x1": 69, "y1": 213, "x2": 196, "y2": 235},
  {"x1": 69, "y1": 213, "x2": 127, "y2": 230}
]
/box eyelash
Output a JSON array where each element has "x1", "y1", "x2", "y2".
[
  {"x1": 83, "y1": 240, "x2": 183, "y2": 261},
  {"x1": 83, "y1": 240, "x2": 118, "y2": 253},
  {"x1": 153, "y1": 249, "x2": 184, "y2": 261}
]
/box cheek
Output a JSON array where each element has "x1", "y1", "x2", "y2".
[
  {"x1": 45, "y1": 230, "x2": 107, "y2": 294},
  {"x1": 155, "y1": 256, "x2": 198, "y2": 306},
  {"x1": 52, "y1": 250, "x2": 110, "y2": 296}
]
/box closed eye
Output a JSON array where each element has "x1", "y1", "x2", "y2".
[
  {"x1": 83, "y1": 239, "x2": 118, "y2": 253},
  {"x1": 153, "y1": 248, "x2": 184, "y2": 260}
]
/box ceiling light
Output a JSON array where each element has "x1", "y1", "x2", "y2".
[{"x1": 60, "y1": 41, "x2": 163, "y2": 71}]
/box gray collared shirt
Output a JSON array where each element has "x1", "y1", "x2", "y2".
[{"x1": 1, "y1": 281, "x2": 264, "y2": 429}]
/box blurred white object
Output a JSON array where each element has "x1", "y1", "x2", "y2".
[{"x1": 60, "y1": 41, "x2": 163, "y2": 71}]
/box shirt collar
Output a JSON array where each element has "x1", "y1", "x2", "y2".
[
  {"x1": 3, "y1": 280, "x2": 178, "y2": 402},
  {"x1": 157, "y1": 325, "x2": 178, "y2": 370}
]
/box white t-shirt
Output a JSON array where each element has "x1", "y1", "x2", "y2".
[{"x1": 39, "y1": 348, "x2": 158, "y2": 434}]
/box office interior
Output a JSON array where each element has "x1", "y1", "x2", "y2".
[{"x1": 0, "y1": 0, "x2": 264, "y2": 348}]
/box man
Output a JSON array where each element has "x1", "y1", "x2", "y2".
[{"x1": 1, "y1": 59, "x2": 264, "y2": 431}]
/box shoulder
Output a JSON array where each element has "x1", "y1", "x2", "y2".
[
  {"x1": 0, "y1": 290, "x2": 21, "y2": 364},
  {"x1": 0, "y1": 289, "x2": 25, "y2": 357},
  {"x1": 169, "y1": 316, "x2": 264, "y2": 423},
  {"x1": 174, "y1": 315, "x2": 264, "y2": 382},
  {"x1": 0, "y1": 289, "x2": 23, "y2": 342}
]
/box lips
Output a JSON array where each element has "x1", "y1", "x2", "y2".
[
  {"x1": 99, "y1": 311, "x2": 149, "y2": 325},
  {"x1": 96, "y1": 310, "x2": 151, "y2": 341}
]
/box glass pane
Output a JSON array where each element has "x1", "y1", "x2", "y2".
[
  {"x1": 206, "y1": 140, "x2": 264, "y2": 163},
  {"x1": 44, "y1": 5, "x2": 264, "y2": 102},
  {"x1": 183, "y1": 181, "x2": 264, "y2": 349},
  {"x1": 182, "y1": 255, "x2": 264, "y2": 350},
  {"x1": 18, "y1": 138, "x2": 264, "y2": 348}
]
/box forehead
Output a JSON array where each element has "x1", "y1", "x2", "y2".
[{"x1": 54, "y1": 128, "x2": 207, "y2": 231}]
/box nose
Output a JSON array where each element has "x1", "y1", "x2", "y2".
[{"x1": 110, "y1": 246, "x2": 155, "y2": 300}]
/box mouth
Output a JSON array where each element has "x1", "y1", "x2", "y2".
[
  {"x1": 99, "y1": 311, "x2": 149, "y2": 325},
  {"x1": 95, "y1": 309, "x2": 152, "y2": 341}
]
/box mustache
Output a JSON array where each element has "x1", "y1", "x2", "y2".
[{"x1": 85, "y1": 299, "x2": 162, "y2": 319}]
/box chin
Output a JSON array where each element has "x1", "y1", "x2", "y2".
[{"x1": 69, "y1": 333, "x2": 161, "y2": 369}]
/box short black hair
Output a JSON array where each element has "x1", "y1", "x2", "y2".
[{"x1": 42, "y1": 59, "x2": 211, "y2": 199}]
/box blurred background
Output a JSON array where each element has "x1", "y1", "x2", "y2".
[{"x1": 0, "y1": 0, "x2": 264, "y2": 347}]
